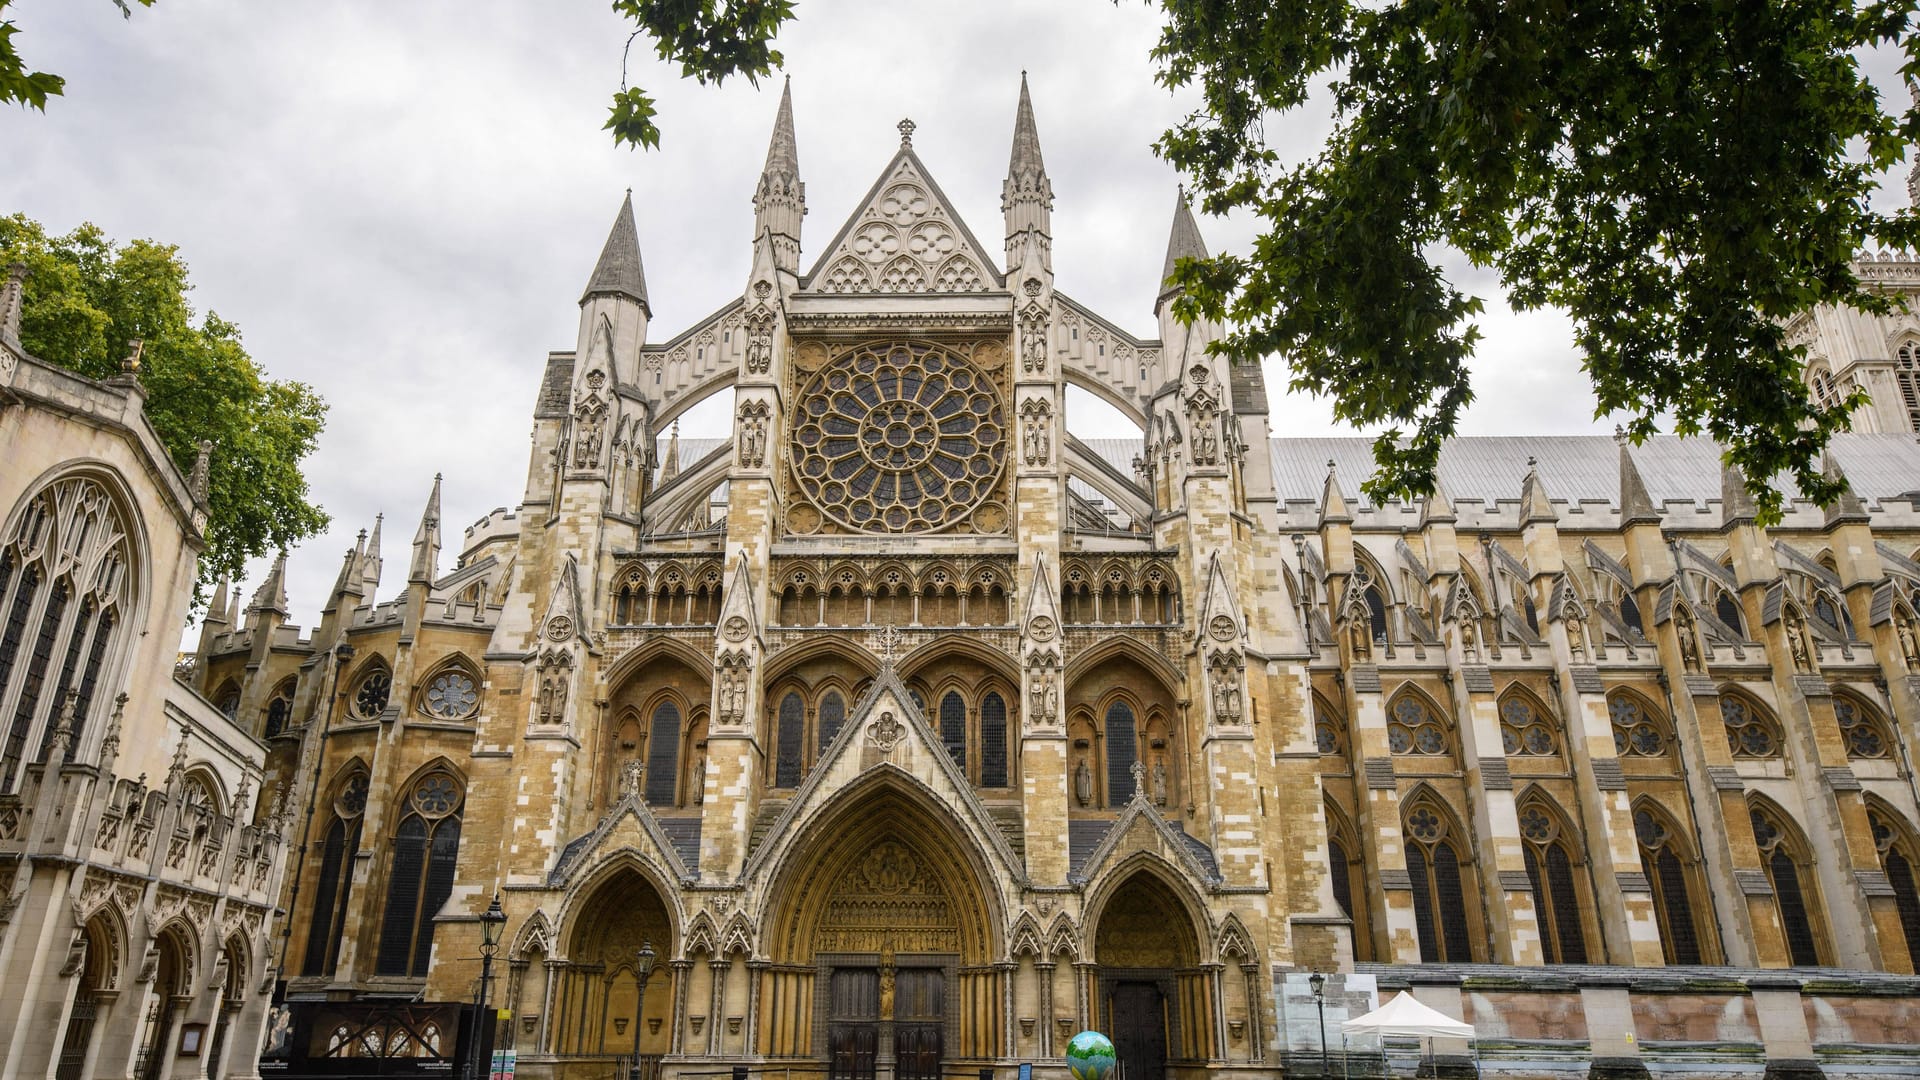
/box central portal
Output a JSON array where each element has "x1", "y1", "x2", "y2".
[{"x1": 825, "y1": 966, "x2": 946, "y2": 1080}]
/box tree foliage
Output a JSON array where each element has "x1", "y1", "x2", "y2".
[
  {"x1": 1152, "y1": 0, "x2": 1919, "y2": 521},
  {"x1": 0, "y1": 0, "x2": 152, "y2": 111},
  {"x1": 1, "y1": 215, "x2": 329, "y2": 610},
  {"x1": 605, "y1": 0, "x2": 796, "y2": 150}
]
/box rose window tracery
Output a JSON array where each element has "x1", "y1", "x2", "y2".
[{"x1": 790, "y1": 341, "x2": 1006, "y2": 533}]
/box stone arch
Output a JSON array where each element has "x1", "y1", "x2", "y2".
[
  {"x1": 1384, "y1": 682, "x2": 1459, "y2": 761},
  {"x1": 600, "y1": 635, "x2": 714, "y2": 688},
  {"x1": 511, "y1": 909, "x2": 555, "y2": 960},
  {"x1": 1082, "y1": 854, "x2": 1209, "y2": 969},
  {"x1": 1009, "y1": 911, "x2": 1045, "y2": 958},
  {"x1": 1064, "y1": 635, "x2": 1184, "y2": 691},
  {"x1": 1045, "y1": 914, "x2": 1080, "y2": 959},
  {"x1": 760, "y1": 636, "x2": 879, "y2": 688},
  {"x1": 1497, "y1": 682, "x2": 1564, "y2": 759},
  {"x1": 549, "y1": 850, "x2": 680, "y2": 1056},
  {"x1": 2, "y1": 460, "x2": 154, "y2": 641},
  {"x1": 757, "y1": 767, "x2": 1006, "y2": 965},
  {"x1": 1214, "y1": 912, "x2": 1256, "y2": 964},
  {"x1": 79, "y1": 903, "x2": 128, "y2": 992},
  {"x1": 683, "y1": 911, "x2": 719, "y2": 958},
  {"x1": 554, "y1": 849, "x2": 685, "y2": 960}
]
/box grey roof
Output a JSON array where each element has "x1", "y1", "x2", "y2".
[
  {"x1": 1269, "y1": 433, "x2": 1920, "y2": 511},
  {"x1": 581, "y1": 192, "x2": 650, "y2": 311},
  {"x1": 1077, "y1": 437, "x2": 1143, "y2": 476},
  {"x1": 659, "y1": 817, "x2": 702, "y2": 868}
]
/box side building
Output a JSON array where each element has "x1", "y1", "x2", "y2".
[
  {"x1": 199, "y1": 82, "x2": 1920, "y2": 1080},
  {"x1": 0, "y1": 267, "x2": 286, "y2": 1079}
]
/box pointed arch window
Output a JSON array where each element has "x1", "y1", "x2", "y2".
[
  {"x1": 1897, "y1": 340, "x2": 1920, "y2": 432},
  {"x1": 1325, "y1": 799, "x2": 1371, "y2": 961},
  {"x1": 775, "y1": 691, "x2": 805, "y2": 788},
  {"x1": 817, "y1": 690, "x2": 846, "y2": 752},
  {"x1": 939, "y1": 691, "x2": 967, "y2": 771},
  {"x1": 1388, "y1": 694, "x2": 1451, "y2": 757},
  {"x1": 1619, "y1": 593, "x2": 1644, "y2": 635},
  {"x1": 1750, "y1": 803, "x2": 1824, "y2": 966},
  {"x1": 1834, "y1": 694, "x2": 1891, "y2": 760},
  {"x1": 980, "y1": 691, "x2": 1008, "y2": 787},
  {"x1": 264, "y1": 679, "x2": 296, "y2": 739},
  {"x1": 351, "y1": 664, "x2": 392, "y2": 720},
  {"x1": 1634, "y1": 805, "x2": 1704, "y2": 964},
  {"x1": 1499, "y1": 693, "x2": 1558, "y2": 757},
  {"x1": 645, "y1": 701, "x2": 681, "y2": 806},
  {"x1": 304, "y1": 771, "x2": 367, "y2": 976},
  {"x1": 1314, "y1": 699, "x2": 1348, "y2": 758},
  {"x1": 1105, "y1": 701, "x2": 1137, "y2": 805},
  {"x1": 1517, "y1": 800, "x2": 1589, "y2": 963},
  {"x1": 1720, "y1": 693, "x2": 1781, "y2": 758},
  {"x1": 1608, "y1": 691, "x2": 1670, "y2": 757},
  {"x1": 1870, "y1": 808, "x2": 1920, "y2": 966},
  {"x1": 1712, "y1": 589, "x2": 1746, "y2": 638},
  {"x1": 375, "y1": 771, "x2": 464, "y2": 977},
  {"x1": 1403, "y1": 800, "x2": 1475, "y2": 962},
  {"x1": 420, "y1": 666, "x2": 479, "y2": 721},
  {"x1": 1363, "y1": 583, "x2": 1389, "y2": 644}
]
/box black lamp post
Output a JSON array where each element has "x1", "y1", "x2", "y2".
[
  {"x1": 472, "y1": 892, "x2": 507, "y2": 1080},
  {"x1": 1308, "y1": 971, "x2": 1329, "y2": 1079},
  {"x1": 630, "y1": 941, "x2": 657, "y2": 1080}
]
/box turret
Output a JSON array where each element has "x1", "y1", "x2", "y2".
[
  {"x1": 362, "y1": 513, "x2": 384, "y2": 594},
  {"x1": 410, "y1": 474, "x2": 442, "y2": 586},
  {"x1": 1002, "y1": 72, "x2": 1052, "y2": 273},
  {"x1": 577, "y1": 192, "x2": 651, "y2": 392},
  {"x1": 753, "y1": 78, "x2": 805, "y2": 278}
]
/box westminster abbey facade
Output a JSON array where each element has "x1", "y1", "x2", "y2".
[{"x1": 171, "y1": 79, "x2": 1920, "y2": 1079}]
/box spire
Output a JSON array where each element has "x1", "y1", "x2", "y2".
[
  {"x1": 1159, "y1": 190, "x2": 1210, "y2": 303},
  {"x1": 1002, "y1": 71, "x2": 1054, "y2": 272},
  {"x1": 410, "y1": 474, "x2": 442, "y2": 585},
  {"x1": 1820, "y1": 450, "x2": 1869, "y2": 526},
  {"x1": 660, "y1": 421, "x2": 681, "y2": 483},
  {"x1": 581, "y1": 192, "x2": 650, "y2": 314},
  {"x1": 1319, "y1": 459, "x2": 1352, "y2": 526},
  {"x1": 1519, "y1": 457, "x2": 1557, "y2": 525},
  {"x1": 328, "y1": 533, "x2": 363, "y2": 600},
  {"x1": 1618, "y1": 439, "x2": 1661, "y2": 525},
  {"x1": 1419, "y1": 480, "x2": 1456, "y2": 526},
  {"x1": 226, "y1": 578, "x2": 244, "y2": 629},
  {"x1": 249, "y1": 552, "x2": 289, "y2": 617},
  {"x1": 754, "y1": 78, "x2": 806, "y2": 276},
  {"x1": 206, "y1": 576, "x2": 232, "y2": 625},
  {"x1": 362, "y1": 513, "x2": 384, "y2": 591},
  {"x1": 1721, "y1": 462, "x2": 1758, "y2": 530}
]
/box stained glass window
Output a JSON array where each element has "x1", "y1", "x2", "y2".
[{"x1": 422, "y1": 670, "x2": 478, "y2": 719}]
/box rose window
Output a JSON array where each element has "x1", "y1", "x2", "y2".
[
  {"x1": 353, "y1": 670, "x2": 391, "y2": 719},
  {"x1": 423, "y1": 670, "x2": 478, "y2": 719},
  {"x1": 791, "y1": 341, "x2": 1005, "y2": 533}
]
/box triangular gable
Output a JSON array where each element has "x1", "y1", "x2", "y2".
[
  {"x1": 715, "y1": 553, "x2": 762, "y2": 646},
  {"x1": 545, "y1": 788, "x2": 697, "y2": 888},
  {"x1": 739, "y1": 660, "x2": 1024, "y2": 886},
  {"x1": 802, "y1": 146, "x2": 1006, "y2": 295},
  {"x1": 1070, "y1": 771, "x2": 1221, "y2": 887},
  {"x1": 1023, "y1": 554, "x2": 1060, "y2": 638},
  {"x1": 1192, "y1": 552, "x2": 1245, "y2": 648},
  {"x1": 540, "y1": 554, "x2": 589, "y2": 645}
]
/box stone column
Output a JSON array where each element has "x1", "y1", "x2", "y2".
[
  {"x1": 1448, "y1": 654, "x2": 1545, "y2": 965},
  {"x1": 706, "y1": 959, "x2": 727, "y2": 1056},
  {"x1": 669, "y1": 959, "x2": 692, "y2": 1055},
  {"x1": 1345, "y1": 666, "x2": 1420, "y2": 962}
]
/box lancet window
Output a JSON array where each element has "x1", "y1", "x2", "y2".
[
  {"x1": 304, "y1": 769, "x2": 368, "y2": 976},
  {"x1": 0, "y1": 474, "x2": 136, "y2": 792},
  {"x1": 375, "y1": 769, "x2": 465, "y2": 977},
  {"x1": 1720, "y1": 692, "x2": 1782, "y2": 759},
  {"x1": 1517, "y1": 797, "x2": 1589, "y2": 963},
  {"x1": 1324, "y1": 798, "x2": 1371, "y2": 961},
  {"x1": 263, "y1": 678, "x2": 297, "y2": 739},
  {"x1": 1834, "y1": 692, "x2": 1892, "y2": 760},
  {"x1": 1635, "y1": 803, "x2": 1705, "y2": 964},
  {"x1": 1498, "y1": 690, "x2": 1559, "y2": 758},
  {"x1": 1749, "y1": 800, "x2": 1825, "y2": 966},
  {"x1": 1870, "y1": 807, "x2": 1920, "y2": 966},
  {"x1": 1608, "y1": 690, "x2": 1671, "y2": 757},
  {"x1": 1403, "y1": 796, "x2": 1477, "y2": 962},
  {"x1": 1898, "y1": 340, "x2": 1920, "y2": 432}
]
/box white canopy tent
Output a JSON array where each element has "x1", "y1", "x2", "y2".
[
  {"x1": 1340, "y1": 991, "x2": 1475, "y2": 1040},
  {"x1": 1340, "y1": 992, "x2": 1478, "y2": 1077}
]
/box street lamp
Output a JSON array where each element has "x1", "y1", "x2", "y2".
[
  {"x1": 1308, "y1": 970, "x2": 1329, "y2": 1079},
  {"x1": 630, "y1": 941, "x2": 658, "y2": 1080},
  {"x1": 471, "y1": 892, "x2": 507, "y2": 1080}
]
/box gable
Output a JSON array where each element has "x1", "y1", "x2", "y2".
[{"x1": 803, "y1": 148, "x2": 1004, "y2": 296}]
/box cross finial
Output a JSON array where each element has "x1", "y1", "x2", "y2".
[
  {"x1": 898, "y1": 118, "x2": 916, "y2": 145},
  {"x1": 876, "y1": 624, "x2": 905, "y2": 663}
]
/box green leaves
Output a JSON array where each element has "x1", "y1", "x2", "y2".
[
  {"x1": 1152, "y1": 0, "x2": 1920, "y2": 523},
  {"x1": 605, "y1": 0, "x2": 796, "y2": 150},
  {"x1": 0, "y1": 215, "x2": 329, "y2": 612},
  {"x1": 0, "y1": 0, "x2": 155, "y2": 111}
]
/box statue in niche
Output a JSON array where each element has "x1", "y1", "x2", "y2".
[
  {"x1": 690, "y1": 745, "x2": 707, "y2": 804},
  {"x1": 1347, "y1": 611, "x2": 1372, "y2": 662},
  {"x1": 737, "y1": 402, "x2": 769, "y2": 469},
  {"x1": 717, "y1": 662, "x2": 744, "y2": 723},
  {"x1": 1898, "y1": 607, "x2": 1920, "y2": 666},
  {"x1": 620, "y1": 759, "x2": 644, "y2": 800},
  {"x1": 1029, "y1": 667, "x2": 1057, "y2": 724},
  {"x1": 1211, "y1": 665, "x2": 1241, "y2": 724},
  {"x1": 572, "y1": 398, "x2": 606, "y2": 469},
  {"x1": 1566, "y1": 616, "x2": 1587, "y2": 661},
  {"x1": 1073, "y1": 758, "x2": 1093, "y2": 808},
  {"x1": 1459, "y1": 615, "x2": 1479, "y2": 662},
  {"x1": 1784, "y1": 607, "x2": 1813, "y2": 673},
  {"x1": 1675, "y1": 606, "x2": 1703, "y2": 673},
  {"x1": 536, "y1": 656, "x2": 570, "y2": 726},
  {"x1": 1151, "y1": 756, "x2": 1168, "y2": 807}
]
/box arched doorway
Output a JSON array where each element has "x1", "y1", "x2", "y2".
[
  {"x1": 764, "y1": 780, "x2": 1002, "y2": 1080},
  {"x1": 135, "y1": 927, "x2": 191, "y2": 1080},
  {"x1": 1092, "y1": 871, "x2": 1204, "y2": 1080},
  {"x1": 54, "y1": 915, "x2": 118, "y2": 1080},
  {"x1": 550, "y1": 864, "x2": 677, "y2": 1070}
]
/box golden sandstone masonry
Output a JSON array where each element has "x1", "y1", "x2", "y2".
[{"x1": 11, "y1": 73, "x2": 1920, "y2": 1080}]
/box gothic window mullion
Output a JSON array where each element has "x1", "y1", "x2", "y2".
[{"x1": 1, "y1": 578, "x2": 70, "y2": 793}]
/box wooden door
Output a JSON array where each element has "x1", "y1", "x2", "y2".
[
  {"x1": 893, "y1": 969, "x2": 945, "y2": 1080},
  {"x1": 1110, "y1": 982, "x2": 1166, "y2": 1080},
  {"x1": 828, "y1": 969, "x2": 879, "y2": 1080}
]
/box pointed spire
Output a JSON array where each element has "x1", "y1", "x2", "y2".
[
  {"x1": 1721, "y1": 462, "x2": 1758, "y2": 530},
  {"x1": 1519, "y1": 456, "x2": 1557, "y2": 525},
  {"x1": 754, "y1": 78, "x2": 806, "y2": 276},
  {"x1": 206, "y1": 575, "x2": 232, "y2": 625},
  {"x1": 1159, "y1": 190, "x2": 1210, "y2": 299},
  {"x1": 410, "y1": 474, "x2": 442, "y2": 585},
  {"x1": 362, "y1": 513, "x2": 384, "y2": 590},
  {"x1": 328, "y1": 534, "x2": 362, "y2": 600},
  {"x1": 1420, "y1": 480, "x2": 1456, "y2": 526},
  {"x1": 1821, "y1": 450, "x2": 1869, "y2": 526},
  {"x1": 581, "y1": 192, "x2": 650, "y2": 314},
  {"x1": 1319, "y1": 459, "x2": 1352, "y2": 526},
  {"x1": 249, "y1": 552, "x2": 289, "y2": 616},
  {"x1": 226, "y1": 578, "x2": 244, "y2": 629},
  {"x1": 660, "y1": 421, "x2": 682, "y2": 483},
  {"x1": 1002, "y1": 71, "x2": 1053, "y2": 271},
  {"x1": 1618, "y1": 439, "x2": 1661, "y2": 525},
  {"x1": 1007, "y1": 72, "x2": 1046, "y2": 183}
]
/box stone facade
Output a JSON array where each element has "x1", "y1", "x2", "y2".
[
  {"x1": 0, "y1": 273, "x2": 285, "y2": 1079},
  {"x1": 182, "y1": 79, "x2": 1920, "y2": 1080}
]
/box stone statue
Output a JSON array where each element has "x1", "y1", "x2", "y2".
[
  {"x1": 573, "y1": 401, "x2": 604, "y2": 469},
  {"x1": 1898, "y1": 609, "x2": 1920, "y2": 666},
  {"x1": 1348, "y1": 615, "x2": 1371, "y2": 662},
  {"x1": 1675, "y1": 607, "x2": 1702, "y2": 673},
  {"x1": 1074, "y1": 759, "x2": 1093, "y2": 808},
  {"x1": 1785, "y1": 608, "x2": 1812, "y2": 673},
  {"x1": 620, "y1": 759, "x2": 644, "y2": 800},
  {"x1": 691, "y1": 747, "x2": 707, "y2": 804},
  {"x1": 1459, "y1": 615, "x2": 1479, "y2": 662},
  {"x1": 1151, "y1": 757, "x2": 1168, "y2": 807}
]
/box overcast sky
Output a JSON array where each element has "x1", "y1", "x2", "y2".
[{"x1": 2, "y1": 1, "x2": 1911, "y2": 645}]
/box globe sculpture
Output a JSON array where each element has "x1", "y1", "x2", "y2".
[{"x1": 1065, "y1": 1030, "x2": 1116, "y2": 1080}]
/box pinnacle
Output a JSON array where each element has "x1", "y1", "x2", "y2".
[
  {"x1": 1160, "y1": 190, "x2": 1209, "y2": 292},
  {"x1": 1008, "y1": 71, "x2": 1045, "y2": 181},
  {"x1": 1618, "y1": 442, "x2": 1661, "y2": 525},
  {"x1": 580, "y1": 191, "x2": 650, "y2": 314},
  {"x1": 763, "y1": 78, "x2": 800, "y2": 181}
]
